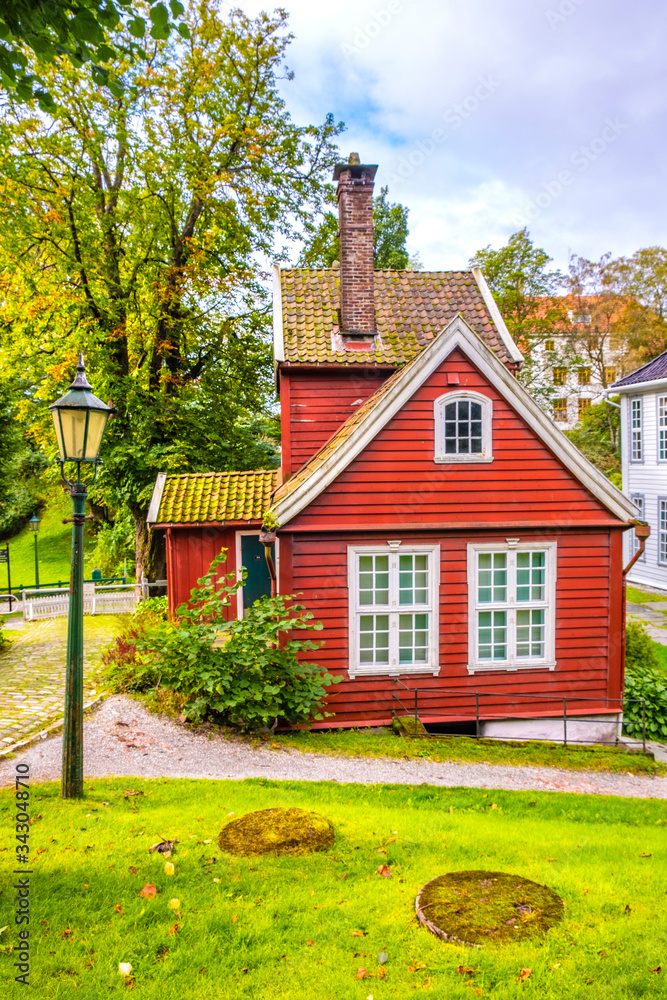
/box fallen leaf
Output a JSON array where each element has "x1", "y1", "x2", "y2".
[
  {"x1": 517, "y1": 968, "x2": 532, "y2": 982},
  {"x1": 164, "y1": 862, "x2": 175, "y2": 875},
  {"x1": 125, "y1": 977, "x2": 136, "y2": 989},
  {"x1": 385, "y1": 837, "x2": 397, "y2": 844},
  {"x1": 352, "y1": 930, "x2": 366, "y2": 937},
  {"x1": 598, "y1": 950, "x2": 607, "y2": 957},
  {"x1": 547, "y1": 858, "x2": 557, "y2": 862},
  {"x1": 473, "y1": 990, "x2": 483, "y2": 996},
  {"x1": 583, "y1": 888, "x2": 589, "y2": 895},
  {"x1": 421, "y1": 978, "x2": 432, "y2": 988},
  {"x1": 624, "y1": 905, "x2": 632, "y2": 914},
  {"x1": 355, "y1": 968, "x2": 368, "y2": 980},
  {"x1": 232, "y1": 914, "x2": 238, "y2": 923},
  {"x1": 490, "y1": 803, "x2": 497, "y2": 810},
  {"x1": 457, "y1": 966, "x2": 475, "y2": 975},
  {"x1": 63, "y1": 928, "x2": 73, "y2": 938},
  {"x1": 377, "y1": 848, "x2": 387, "y2": 855},
  {"x1": 306, "y1": 940, "x2": 314, "y2": 946},
  {"x1": 168, "y1": 923, "x2": 180, "y2": 936},
  {"x1": 377, "y1": 952, "x2": 389, "y2": 964},
  {"x1": 167, "y1": 898, "x2": 180, "y2": 910},
  {"x1": 377, "y1": 865, "x2": 392, "y2": 878},
  {"x1": 114, "y1": 904, "x2": 124, "y2": 914},
  {"x1": 124, "y1": 789, "x2": 143, "y2": 797},
  {"x1": 585, "y1": 978, "x2": 594, "y2": 985},
  {"x1": 652, "y1": 966, "x2": 662, "y2": 974},
  {"x1": 128, "y1": 867, "x2": 138, "y2": 876},
  {"x1": 137, "y1": 883, "x2": 156, "y2": 899},
  {"x1": 409, "y1": 960, "x2": 427, "y2": 973},
  {"x1": 377, "y1": 967, "x2": 387, "y2": 979},
  {"x1": 640, "y1": 852, "x2": 652, "y2": 858}
]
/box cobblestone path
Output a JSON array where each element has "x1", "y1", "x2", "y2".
[{"x1": 0, "y1": 616, "x2": 126, "y2": 748}]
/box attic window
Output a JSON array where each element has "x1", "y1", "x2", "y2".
[{"x1": 433, "y1": 391, "x2": 493, "y2": 464}]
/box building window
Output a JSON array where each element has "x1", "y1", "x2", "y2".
[
  {"x1": 544, "y1": 339, "x2": 555, "y2": 351},
  {"x1": 577, "y1": 368, "x2": 591, "y2": 385},
  {"x1": 467, "y1": 543, "x2": 556, "y2": 673},
  {"x1": 552, "y1": 368, "x2": 567, "y2": 385},
  {"x1": 348, "y1": 545, "x2": 439, "y2": 678},
  {"x1": 631, "y1": 495, "x2": 646, "y2": 562},
  {"x1": 659, "y1": 397, "x2": 667, "y2": 461},
  {"x1": 660, "y1": 499, "x2": 667, "y2": 566},
  {"x1": 631, "y1": 398, "x2": 643, "y2": 461},
  {"x1": 553, "y1": 398, "x2": 568, "y2": 422},
  {"x1": 578, "y1": 398, "x2": 591, "y2": 417},
  {"x1": 433, "y1": 391, "x2": 493, "y2": 464},
  {"x1": 604, "y1": 367, "x2": 616, "y2": 385}
]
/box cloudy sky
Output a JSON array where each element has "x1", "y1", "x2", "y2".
[{"x1": 237, "y1": 0, "x2": 666, "y2": 273}]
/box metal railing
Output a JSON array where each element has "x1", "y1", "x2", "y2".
[{"x1": 391, "y1": 682, "x2": 648, "y2": 751}]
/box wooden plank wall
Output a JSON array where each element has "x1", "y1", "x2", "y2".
[
  {"x1": 281, "y1": 367, "x2": 390, "y2": 475},
  {"x1": 287, "y1": 349, "x2": 616, "y2": 528},
  {"x1": 166, "y1": 526, "x2": 237, "y2": 616},
  {"x1": 289, "y1": 528, "x2": 623, "y2": 726}
]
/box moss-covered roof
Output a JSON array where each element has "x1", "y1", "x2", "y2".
[
  {"x1": 155, "y1": 470, "x2": 278, "y2": 524},
  {"x1": 280, "y1": 268, "x2": 512, "y2": 366}
]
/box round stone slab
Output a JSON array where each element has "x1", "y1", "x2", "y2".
[
  {"x1": 416, "y1": 870, "x2": 564, "y2": 947},
  {"x1": 217, "y1": 807, "x2": 334, "y2": 856}
]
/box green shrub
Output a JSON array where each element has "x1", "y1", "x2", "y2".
[
  {"x1": 104, "y1": 551, "x2": 340, "y2": 730},
  {"x1": 0, "y1": 615, "x2": 7, "y2": 652},
  {"x1": 625, "y1": 619, "x2": 658, "y2": 671},
  {"x1": 133, "y1": 595, "x2": 169, "y2": 625}
]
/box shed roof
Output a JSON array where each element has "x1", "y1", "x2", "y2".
[
  {"x1": 278, "y1": 267, "x2": 520, "y2": 367},
  {"x1": 148, "y1": 470, "x2": 278, "y2": 525},
  {"x1": 611, "y1": 348, "x2": 667, "y2": 388}
]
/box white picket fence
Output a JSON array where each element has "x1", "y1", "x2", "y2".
[{"x1": 21, "y1": 583, "x2": 141, "y2": 622}]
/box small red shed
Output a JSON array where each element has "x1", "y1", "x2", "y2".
[{"x1": 148, "y1": 155, "x2": 638, "y2": 741}]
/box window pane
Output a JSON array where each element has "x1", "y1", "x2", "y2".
[
  {"x1": 398, "y1": 553, "x2": 429, "y2": 606},
  {"x1": 359, "y1": 614, "x2": 389, "y2": 664},
  {"x1": 398, "y1": 613, "x2": 429, "y2": 664},
  {"x1": 516, "y1": 608, "x2": 545, "y2": 658},
  {"x1": 477, "y1": 610, "x2": 507, "y2": 660},
  {"x1": 516, "y1": 551, "x2": 546, "y2": 602},
  {"x1": 443, "y1": 397, "x2": 486, "y2": 456},
  {"x1": 478, "y1": 551, "x2": 507, "y2": 604},
  {"x1": 359, "y1": 554, "x2": 389, "y2": 606}
]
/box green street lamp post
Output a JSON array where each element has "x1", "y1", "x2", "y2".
[
  {"x1": 29, "y1": 514, "x2": 40, "y2": 588},
  {"x1": 49, "y1": 354, "x2": 113, "y2": 799}
]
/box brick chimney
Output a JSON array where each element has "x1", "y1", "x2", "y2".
[{"x1": 334, "y1": 153, "x2": 378, "y2": 340}]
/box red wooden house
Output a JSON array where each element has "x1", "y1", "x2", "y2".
[{"x1": 147, "y1": 155, "x2": 638, "y2": 741}]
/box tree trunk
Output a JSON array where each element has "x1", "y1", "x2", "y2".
[{"x1": 130, "y1": 503, "x2": 167, "y2": 586}]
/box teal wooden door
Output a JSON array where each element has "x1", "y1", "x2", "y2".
[{"x1": 240, "y1": 534, "x2": 274, "y2": 611}]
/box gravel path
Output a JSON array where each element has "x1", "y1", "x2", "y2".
[{"x1": 1, "y1": 695, "x2": 665, "y2": 799}]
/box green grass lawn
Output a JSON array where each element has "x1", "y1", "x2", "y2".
[
  {"x1": 1, "y1": 778, "x2": 665, "y2": 999},
  {"x1": 626, "y1": 586, "x2": 667, "y2": 604},
  {"x1": 1, "y1": 487, "x2": 101, "y2": 593}
]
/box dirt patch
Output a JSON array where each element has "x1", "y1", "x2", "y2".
[
  {"x1": 416, "y1": 870, "x2": 564, "y2": 946},
  {"x1": 217, "y1": 807, "x2": 334, "y2": 856}
]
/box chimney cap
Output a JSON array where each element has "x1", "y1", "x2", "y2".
[{"x1": 333, "y1": 154, "x2": 378, "y2": 181}]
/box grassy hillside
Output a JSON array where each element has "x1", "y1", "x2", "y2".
[{"x1": 1, "y1": 486, "x2": 101, "y2": 592}]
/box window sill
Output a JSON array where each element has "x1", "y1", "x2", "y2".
[
  {"x1": 467, "y1": 661, "x2": 556, "y2": 674},
  {"x1": 434, "y1": 455, "x2": 494, "y2": 464},
  {"x1": 348, "y1": 666, "x2": 439, "y2": 679}
]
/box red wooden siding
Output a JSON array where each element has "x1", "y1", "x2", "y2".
[
  {"x1": 288, "y1": 528, "x2": 624, "y2": 727},
  {"x1": 166, "y1": 525, "x2": 238, "y2": 616},
  {"x1": 286, "y1": 349, "x2": 618, "y2": 531},
  {"x1": 280, "y1": 367, "x2": 390, "y2": 475}
]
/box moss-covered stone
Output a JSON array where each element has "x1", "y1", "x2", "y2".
[
  {"x1": 416, "y1": 870, "x2": 564, "y2": 947},
  {"x1": 217, "y1": 807, "x2": 334, "y2": 856}
]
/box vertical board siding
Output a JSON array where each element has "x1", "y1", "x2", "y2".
[
  {"x1": 291, "y1": 529, "x2": 621, "y2": 726},
  {"x1": 281, "y1": 368, "x2": 390, "y2": 474},
  {"x1": 167, "y1": 526, "x2": 236, "y2": 616},
  {"x1": 287, "y1": 349, "x2": 617, "y2": 529}
]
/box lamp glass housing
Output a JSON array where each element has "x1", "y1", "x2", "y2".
[
  {"x1": 49, "y1": 355, "x2": 113, "y2": 465},
  {"x1": 29, "y1": 515, "x2": 40, "y2": 532}
]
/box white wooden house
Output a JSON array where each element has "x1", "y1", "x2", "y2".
[{"x1": 611, "y1": 349, "x2": 667, "y2": 592}]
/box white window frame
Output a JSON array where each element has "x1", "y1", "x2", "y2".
[
  {"x1": 235, "y1": 530, "x2": 279, "y2": 619},
  {"x1": 630, "y1": 495, "x2": 646, "y2": 562},
  {"x1": 658, "y1": 396, "x2": 667, "y2": 463},
  {"x1": 467, "y1": 541, "x2": 557, "y2": 674},
  {"x1": 347, "y1": 543, "x2": 440, "y2": 678},
  {"x1": 630, "y1": 397, "x2": 643, "y2": 463},
  {"x1": 433, "y1": 390, "x2": 493, "y2": 464},
  {"x1": 659, "y1": 498, "x2": 667, "y2": 567}
]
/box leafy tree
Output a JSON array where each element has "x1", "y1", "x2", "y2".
[
  {"x1": 607, "y1": 247, "x2": 667, "y2": 365},
  {"x1": 469, "y1": 228, "x2": 563, "y2": 343},
  {"x1": 565, "y1": 398, "x2": 621, "y2": 484},
  {"x1": 0, "y1": 0, "x2": 188, "y2": 108},
  {"x1": 0, "y1": 1, "x2": 342, "y2": 579},
  {"x1": 298, "y1": 186, "x2": 419, "y2": 269}
]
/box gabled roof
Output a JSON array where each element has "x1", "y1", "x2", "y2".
[
  {"x1": 271, "y1": 314, "x2": 637, "y2": 526},
  {"x1": 273, "y1": 265, "x2": 522, "y2": 367},
  {"x1": 147, "y1": 470, "x2": 278, "y2": 525},
  {"x1": 611, "y1": 348, "x2": 667, "y2": 388}
]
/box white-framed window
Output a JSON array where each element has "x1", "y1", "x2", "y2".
[
  {"x1": 467, "y1": 542, "x2": 556, "y2": 673},
  {"x1": 659, "y1": 499, "x2": 667, "y2": 566},
  {"x1": 630, "y1": 398, "x2": 643, "y2": 462},
  {"x1": 630, "y1": 495, "x2": 646, "y2": 562},
  {"x1": 658, "y1": 397, "x2": 667, "y2": 462},
  {"x1": 433, "y1": 391, "x2": 493, "y2": 463},
  {"x1": 348, "y1": 544, "x2": 440, "y2": 678}
]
